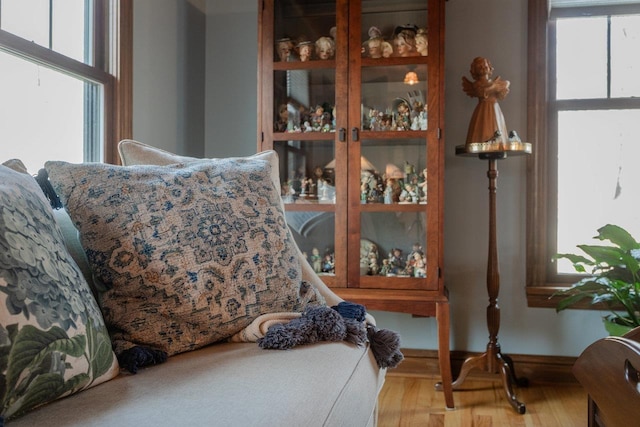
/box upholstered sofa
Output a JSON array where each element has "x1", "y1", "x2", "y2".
[{"x1": 0, "y1": 142, "x2": 388, "y2": 426}]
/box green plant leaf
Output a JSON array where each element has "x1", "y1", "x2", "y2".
[
  {"x1": 578, "y1": 245, "x2": 626, "y2": 267},
  {"x1": 596, "y1": 224, "x2": 640, "y2": 251},
  {"x1": 555, "y1": 252, "x2": 594, "y2": 267}
]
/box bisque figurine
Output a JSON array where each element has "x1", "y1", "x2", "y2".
[
  {"x1": 396, "y1": 100, "x2": 411, "y2": 131},
  {"x1": 310, "y1": 247, "x2": 322, "y2": 273},
  {"x1": 297, "y1": 41, "x2": 313, "y2": 62},
  {"x1": 315, "y1": 36, "x2": 335, "y2": 60},
  {"x1": 276, "y1": 38, "x2": 295, "y2": 62},
  {"x1": 416, "y1": 28, "x2": 428, "y2": 56},
  {"x1": 392, "y1": 25, "x2": 420, "y2": 57},
  {"x1": 275, "y1": 104, "x2": 289, "y2": 132}
]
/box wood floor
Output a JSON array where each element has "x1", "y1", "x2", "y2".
[{"x1": 378, "y1": 374, "x2": 587, "y2": 427}]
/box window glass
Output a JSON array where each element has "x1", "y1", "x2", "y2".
[
  {"x1": 556, "y1": 109, "x2": 640, "y2": 273},
  {"x1": 0, "y1": 50, "x2": 98, "y2": 173},
  {"x1": 611, "y1": 15, "x2": 640, "y2": 97},
  {"x1": 555, "y1": 17, "x2": 608, "y2": 99},
  {"x1": 1, "y1": 0, "x2": 49, "y2": 47},
  {"x1": 52, "y1": 0, "x2": 87, "y2": 62},
  {"x1": 1, "y1": 0, "x2": 89, "y2": 63}
]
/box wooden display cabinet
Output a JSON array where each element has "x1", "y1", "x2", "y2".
[{"x1": 257, "y1": 0, "x2": 452, "y2": 408}]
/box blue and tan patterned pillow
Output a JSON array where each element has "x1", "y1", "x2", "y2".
[
  {"x1": 0, "y1": 164, "x2": 119, "y2": 422},
  {"x1": 45, "y1": 158, "x2": 316, "y2": 361}
]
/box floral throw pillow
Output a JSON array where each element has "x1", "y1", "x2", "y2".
[
  {"x1": 0, "y1": 165, "x2": 119, "y2": 422},
  {"x1": 45, "y1": 159, "x2": 314, "y2": 361}
]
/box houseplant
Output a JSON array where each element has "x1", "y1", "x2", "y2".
[{"x1": 554, "y1": 224, "x2": 640, "y2": 336}]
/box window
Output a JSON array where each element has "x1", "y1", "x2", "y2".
[
  {"x1": 527, "y1": 0, "x2": 640, "y2": 307},
  {"x1": 0, "y1": 0, "x2": 132, "y2": 172}
]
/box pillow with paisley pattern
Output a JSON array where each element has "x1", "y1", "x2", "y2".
[{"x1": 45, "y1": 158, "x2": 316, "y2": 363}]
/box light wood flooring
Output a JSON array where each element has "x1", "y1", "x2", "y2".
[{"x1": 378, "y1": 374, "x2": 587, "y2": 427}]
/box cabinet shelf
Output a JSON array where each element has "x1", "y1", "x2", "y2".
[
  {"x1": 273, "y1": 132, "x2": 336, "y2": 141},
  {"x1": 272, "y1": 60, "x2": 336, "y2": 71}
]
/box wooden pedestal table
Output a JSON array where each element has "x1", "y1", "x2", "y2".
[{"x1": 437, "y1": 142, "x2": 531, "y2": 414}]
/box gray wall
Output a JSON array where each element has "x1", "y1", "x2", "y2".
[{"x1": 133, "y1": 0, "x2": 607, "y2": 357}]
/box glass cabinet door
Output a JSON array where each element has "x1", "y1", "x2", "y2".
[
  {"x1": 262, "y1": 0, "x2": 440, "y2": 291},
  {"x1": 265, "y1": 0, "x2": 348, "y2": 287},
  {"x1": 348, "y1": 0, "x2": 438, "y2": 290}
]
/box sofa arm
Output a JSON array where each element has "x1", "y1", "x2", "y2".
[{"x1": 573, "y1": 334, "x2": 640, "y2": 426}]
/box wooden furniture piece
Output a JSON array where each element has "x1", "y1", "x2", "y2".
[
  {"x1": 439, "y1": 151, "x2": 530, "y2": 414},
  {"x1": 257, "y1": 0, "x2": 453, "y2": 409},
  {"x1": 573, "y1": 327, "x2": 640, "y2": 427}
]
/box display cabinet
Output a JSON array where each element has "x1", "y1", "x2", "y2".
[{"x1": 257, "y1": 0, "x2": 452, "y2": 408}]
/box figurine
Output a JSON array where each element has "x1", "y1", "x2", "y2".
[
  {"x1": 418, "y1": 168, "x2": 428, "y2": 203},
  {"x1": 387, "y1": 248, "x2": 405, "y2": 275},
  {"x1": 382, "y1": 41, "x2": 393, "y2": 58},
  {"x1": 275, "y1": 104, "x2": 289, "y2": 132},
  {"x1": 321, "y1": 252, "x2": 334, "y2": 274},
  {"x1": 416, "y1": 28, "x2": 428, "y2": 56},
  {"x1": 315, "y1": 36, "x2": 335, "y2": 60},
  {"x1": 276, "y1": 38, "x2": 295, "y2": 62},
  {"x1": 297, "y1": 41, "x2": 313, "y2": 62},
  {"x1": 364, "y1": 36, "x2": 384, "y2": 59},
  {"x1": 462, "y1": 57, "x2": 510, "y2": 147},
  {"x1": 363, "y1": 27, "x2": 384, "y2": 58},
  {"x1": 396, "y1": 100, "x2": 411, "y2": 131},
  {"x1": 392, "y1": 25, "x2": 420, "y2": 57},
  {"x1": 310, "y1": 247, "x2": 322, "y2": 273}
]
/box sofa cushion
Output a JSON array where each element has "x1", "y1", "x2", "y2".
[
  {"x1": 0, "y1": 165, "x2": 119, "y2": 422},
  {"x1": 117, "y1": 139, "x2": 345, "y2": 309},
  {"x1": 45, "y1": 159, "x2": 317, "y2": 358},
  {"x1": 9, "y1": 341, "x2": 384, "y2": 427}
]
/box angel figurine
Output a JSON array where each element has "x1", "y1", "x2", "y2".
[{"x1": 462, "y1": 57, "x2": 510, "y2": 147}]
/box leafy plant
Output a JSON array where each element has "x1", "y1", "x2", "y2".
[{"x1": 554, "y1": 224, "x2": 640, "y2": 331}]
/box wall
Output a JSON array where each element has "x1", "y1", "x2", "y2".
[
  {"x1": 133, "y1": 0, "x2": 205, "y2": 156},
  {"x1": 133, "y1": 0, "x2": 608, "y2": 357}
]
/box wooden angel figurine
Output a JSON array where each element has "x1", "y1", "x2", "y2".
[{"x1": 462, "y1": 57, "x2": 510, "y2": 147}]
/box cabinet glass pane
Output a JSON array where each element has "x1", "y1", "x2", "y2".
[
  {"x1": 361, "y1": 1, "x2": 427, "y2": 59},
  {"x1": 274, "y1": 140, "x2": 336, "y2": 204},
  {"x1": 361, "y1": 65, "x2": 428, "y2": 131},
  {"x1": 274, "y1": 69, "x2": 336, "y2": 133},
  {"x1": 286, "y1": 211, "x2": 336, "y2": 276},
  {"x1": 360, "y1": 138, "x2": 427, "y2": 205},
  {"x1": 360, "y1": 212, "x2": 426, "y2": 277},
  {"x1": 274, "y1": 0, "x2": 336, "y2": 63}
]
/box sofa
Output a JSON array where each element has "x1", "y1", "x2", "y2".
[
  {"x1": 572, "y1": 326, "x2": 640, "y2": 427},
  {"x1": 0, "y1": 142, "x2": 389, "y2": 426}
]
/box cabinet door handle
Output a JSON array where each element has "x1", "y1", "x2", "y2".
[
  {"x1": 339, "y1": 128, "x2": 346, "y2": 142},
  {"x1": 351, "y1": 127, "x2": 359, "y2": 141}
]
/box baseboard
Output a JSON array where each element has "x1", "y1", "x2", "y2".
[{"x1": 390, "y1": 348, "x2": 579, "y2": 384}]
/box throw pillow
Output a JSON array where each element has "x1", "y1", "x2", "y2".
[
  {"x1": 0, "y1": 165, "x2": 119, "y2": 422},
  {"x1": 118, "y1": 139, "x2": 284, "y2": 209},
  {"x1": 45, "y1": 159, "x2": 316, "y2": 362}
]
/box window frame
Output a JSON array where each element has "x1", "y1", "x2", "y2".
[
  {"x1": 0, "y1": 0, "x2": 132, "y2": 165},
  {"x1": 526, "y1": 0, "x2": 640, "y2": 307}
]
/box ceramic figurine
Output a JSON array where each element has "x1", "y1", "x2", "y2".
[
  {"x1": 315, "y1": 36, "x2": 335, "y2": 60},
  {"x1": 276, "y1": 38, "x2": 295, "y2": 62},
  {"x1": 392, "y1": 25, "x2": 420, "y2": 57},
  {"x1": 297, "y1": 41, "x2": 313, "y2": 61},
  {"x1": 416, "y1": 28, "x2": 428, "y2": 56},
  {"x1": 311, "y1": 247, "x2": 322, "y2": 273}
]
